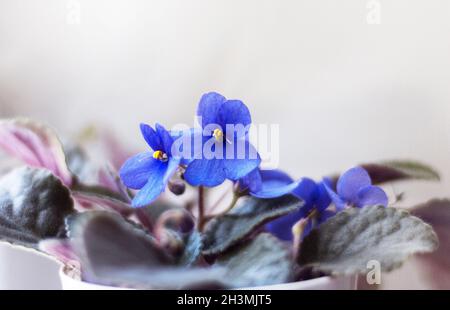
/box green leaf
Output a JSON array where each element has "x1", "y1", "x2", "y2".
[
  {"x1": 298, "y1": 205, "x2": 438, "y2": 275},
  {"x1": 202, "y1": 195, "x2": 303, "y2": 257},
  {"x1": 217, "y1": 233, "x2": 294, "y2": 287},
  {"x1": 361, "y1": 160, "x2": 440, "y2": 184},
  {"x1": 0, "y1": 167, "x2": 75, "y2": 248}
]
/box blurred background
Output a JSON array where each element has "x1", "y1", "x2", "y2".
[{"x1": 0, "y1": 0, "x2": 449, "y2": 289}]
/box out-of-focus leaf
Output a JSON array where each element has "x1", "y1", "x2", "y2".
[
  {"x1": 38, "y1": 239, "x2": 78, "y2": 265},
  {"x1": 0, "y1": 118, "x2": 73, "y2": 186},
  {"x1": 362, "y1": 160, "x2": 440, "y2": 184},
  {"x1": 298, "y1": 205, "x2": 438, "y2": 275},
  {"x1": 68, "y1": 211, "x2": 225, "y2": 289},
  {"x1": 217, "y1": 233, "x2": 294, "y2": 287},
  {"x1": 412, "y1": 199, "x2": 450, "y2": 289},
  {"x1": 0, "y1": 167, "x2": 75, "y2": 248},
  {"x1": 71, "y1": 183, "x2": 133, "y2": 216},
  {"x1": 202, "y1": 195, "x2": 303, "y2": 257}
]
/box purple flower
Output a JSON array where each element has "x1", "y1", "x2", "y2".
[
  {"x1": 119, "y1": 123, "x2": 180, "y2": 208},
  {"x1": 183, "y1": 92, "x2": 261, "y2": 187},
  {"x1": 324, "y1": 166, "x2": 388, "y2": 211}
]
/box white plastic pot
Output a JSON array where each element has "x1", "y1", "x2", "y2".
[
  {"x1": 59, "y1": 266, "x2": 357, "y2": 290},
  {"x1": 0, "y1": 243, "x2": 61, "y2": 289}
]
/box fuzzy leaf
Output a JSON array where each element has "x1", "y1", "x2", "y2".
[
  {"x1": 68, "y1": 211, "x2": 225, "y2": 289},
  {"x1": 361, "y1": 160, "x2": 440, "y2": 184},
  {"x1": 0, "y1": 118, "x2": 72, "y2": 186},
  {"x1": 0, "y1": 167, "x2": 75, "y2": 248},
  {"x1": 298, "y1": 205, "x2": 438, "y2": 275},
  {"x1": 202, "y1": 195, "x2": 303, "y2": 257},
  {"x1": 177, "y1": 230, "x2": 203, "y2": 267},
  {"x1": 217, "y1": 233, "x2": 294, "y2": 287}
]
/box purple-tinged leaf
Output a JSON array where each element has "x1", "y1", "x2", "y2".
[
  {"x1": 71, "y1": 183, "x2": 133, "y2": 216},
  {"x1": 0, "y1": 167, "x2": 75, "y2": 248},
  {"x1": 0, "y1": 118, "x2": 73, "y2": 186},
  {"x1": 39, "y1": 239, "x2": 78, "y2": 265}
]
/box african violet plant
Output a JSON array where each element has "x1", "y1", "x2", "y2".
[{"x1": 0, "y1": 92, "x2": 442, "y2": 289}]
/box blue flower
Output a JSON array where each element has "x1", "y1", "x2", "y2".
[
  {"x1": 119, "y1": 123, "x2": 180, "y2": 208},
  {"x1": 324, "y1": 166, "x2": 388, "y2": 211},
  {"x1": 183, "y1": 92, "x2": 261, "y2": 187},
  {"x1": 265, "y1": 178, "x2": 333, "y2": 241},
  {"x1": 238, "y1": 168, "x2": 301, "y2": 198}
]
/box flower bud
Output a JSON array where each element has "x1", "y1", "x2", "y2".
[{"x1": 168, "y1": 180, "x2": 186, "y2": 195}]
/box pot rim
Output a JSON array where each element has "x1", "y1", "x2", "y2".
[{"x1": 59, "y1": 266, "x2": 356, "y2": 290}]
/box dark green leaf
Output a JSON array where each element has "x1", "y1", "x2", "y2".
[
  {"x1": 298, "y1": 205, "x2": 438, "y2": 275},
  {"x1": 217, "y1": 233, "x2": 294, "y2": 287},
  {"x1": 0, "y1": 167, "x2": 75, "y2": 248},
  {"x1": 202, "y1": 195, "x2": 303, "y2": 257}
]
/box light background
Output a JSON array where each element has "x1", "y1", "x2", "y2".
[{"x1": 0, "y1": 0, "x2": 449, "y2": 289}]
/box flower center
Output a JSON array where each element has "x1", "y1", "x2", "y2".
[
  {"x1": 153, "y1": 150, "x2": 168, "y2": 161},
  {"x1": 213, "y1": 128, "x2": 224, "y2": 141}
]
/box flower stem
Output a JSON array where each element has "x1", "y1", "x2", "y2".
[
  {"x1": 200, "y1": 192, "x2": 241, "y2": 229},
  {"x1": 197, "y1": 186, "x2": 206, "y2": 231},
  {"x1": 292, "y1": 208, "x2": 318, "y2": 260}
]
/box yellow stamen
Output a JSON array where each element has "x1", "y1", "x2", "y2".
[
  {"x1": 153, "y1": 150, "x2": 166, "y2": 161},
  {"x1": 213, "y1": 129, "x2": 224, "y2": 141}
]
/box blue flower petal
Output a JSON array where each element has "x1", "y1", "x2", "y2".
[
  {"x1": 266, "y1": 206, "x2": 309, "y2": 241},
  {"x1": 155, "y1": 123, "x2": 174, "y2": 156},
  {"x1": 239, "y1": 168, "x2": 262, "y2": 193},
  {"x1": 119, "y1": 152, "x2": 160, "y2": 190},
  {"x1": 260, "y1": 169, "x2": 294, "y2": 185},
  {"x1": 337, "y1": 166, "x2": 372, "y2": 203},
  {"x1": 252, "y1": 180, "x2": 300, "y2": 199},
  {"x1": 217, "y1": 99, "x2": 251, "y2": 139},
  {"x1": 356, "y1": 185, "x2": 388, "y2": 208},
  {"x1": 197, "y1": 92, "x2": 226, "y2": 128},
  {"x1": 223, "y1": 140, "x2": 260, "y2": 181},
  {"x1": 140, "y1": 123, "x2": 161, "y2": 151},
  {"x1": 292, "y1": 178, "x2": 317, "y2": 205},
  {"x1": 131, "y1": 160, "x2": 167, "y2": 207},
  {"x1": 323, "y1": 181, "x2": 347, "y2": 211},
  {"x1": 163, "y1": 157, "x2": 181, "y2": 184},
  {"x1": 183, "y1": 158, "x2": 226, "y2": 187},
  {"x1": 317, "y1": 209, "x2": 336, "y2": 224},
  {"x1": 315, "y1": 181, "x2": 332, "y2": 212}
]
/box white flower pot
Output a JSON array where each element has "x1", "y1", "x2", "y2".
[
  {"x1": 0, "y1": 243, "x2": 61, "y2": 289},
  {"x1": 59, "y1": 266, "x2": 357, "y2": 290}
]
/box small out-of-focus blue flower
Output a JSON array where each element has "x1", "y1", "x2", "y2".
[
  {"x1": 119, "y1": 123, "x2": 180, "y2": 208},
  {"x1": 183, "y1": 92, "x2": 261, "y2": 187},
  {"x1": 265, "y1": 178, "x2": 333, "y2": 241},
  {"x1": 238, "y1": 168, "x2": 301, "y2": 198},
  {"x1": 324, "y1": 166, "x2": 388, "y2": 211}
]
